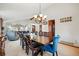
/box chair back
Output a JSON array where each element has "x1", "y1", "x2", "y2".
[
  {"x1": 52, "y1": 35, "x2": 60, "y2": 51},
  {"x1": 19, "y1": 33, "x2": 24, "y2": 38},
  {"x1": 6, "y1": 31, "x2": 17, "y2": 41}
]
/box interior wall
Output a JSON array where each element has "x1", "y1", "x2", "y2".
[
  {"x1": 43, "y1": 3, "x2": 79, "y2": 45},
  {"x1": 42, "y1": 25, "x2": 48, "y2": 32}
]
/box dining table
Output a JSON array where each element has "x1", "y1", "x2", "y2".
[
  {"x1": 24, "y1": 33, "x2": 51, "y2": 45},
  {"x1": 23, "y1": 33, "x2": 52, "y2": 56}
]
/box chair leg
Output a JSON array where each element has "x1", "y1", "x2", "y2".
[
  {"x1": 20, "y1": 39, "x2": 22, "y2": 45},
  {"x1": 40, "y1": 50, "x2": 43, "y2": 56},
  {"x1": 22, "y1": 44, "x2": 24, "y2": 49},
  {"x1": 56, "y1": 51, "x2": 58, "y2": 56},
  {"x1": 22, "y1": 40, "x2": 24, "y2": 49},
  {"x1": 32, "y1": 51, "x2": 34, "y2": 56},
  {"x1": 53, "y1": 52, "x2": 55, "y2": 56},
  {"x1": 32, "y1": 50, "x2": 38, "y2": 56},
  {"x1": 32, "y1": 49, "x2": 41, "y2": 56},
  {"x1": 25, "y1": 45, "x2": 29, "y2": 55}
]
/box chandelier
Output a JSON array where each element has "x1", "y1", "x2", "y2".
[{"x1": 31, "y1": 4, "x2": 47, "y2": 25}]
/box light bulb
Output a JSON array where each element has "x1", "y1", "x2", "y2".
[
  {"x1": 39, "y1": 14, "x2": 43, "y2": 17},
  {"x1": 43, "y1": 15, "x2": 47, "y2": 18},
  {"x1": 34, "y1": 15, "x2": 37, "y2": 18},
  {"x1": 38, "y1": 18, "x2": 41, "y2": 20},
  {"x1": 42, "y1": 15, "x2": 47, "y2": 20}
]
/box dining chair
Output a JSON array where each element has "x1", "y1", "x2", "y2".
[
  {"x1": 30, "y1": 40, "x2": 43, "y2": 56},
  {"x1": 6, "y1": 31, "x2": 18, "y2": 41},
  {"x1": 41, "y1": 34, "x2": 60, "y2": 56},
  {"x1": 17, "y1": 31, "x2": 26, "y2": 50},
  {"x1": 25, "y1": 35, "x2": 43, "y2": 56},
  {"x1": 23, "y1": 35, "x2": 34, "y2": 55}
]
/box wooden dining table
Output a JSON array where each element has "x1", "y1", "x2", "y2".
[
  {"x1": 33, "y1": 36, "x2": 50, "y2": 45},
  {"x1": 24, "y1": 33, "x2": 50, "y2": 45},
  {"x1": 17, "y1": 32, "x2": 52, "y2": 56}
]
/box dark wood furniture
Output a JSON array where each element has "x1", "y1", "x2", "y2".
[
  {"x1": 48, "y1": 20, "x2": 55, "y2": 42},
  {"x1": 0, "y1": 18, "x2": 3, "y2": 37},
  {"x1": 39, "y1": 25, "x2": 49, "y2": 37},
  {"x1": 29, "y1": 35, "x2": 52, "y2": 56},
  {"x1": 0, "y1": 37, "x2": 5, "y2": 56},
  {"x1": 39, "y1": 20, "x2": 55, "y2": 42},
  {"x1": 0, "y1": 18, "x2": 5, "y2": 56},
  {"x1": 24, "y1": 35, "x2": 43, "y2": 56},
  {"x1": 32, "y1": 25, "x2": 36, "y2": 32},
  {"x1": 22, "y1": 33, "x2": 53, "y2": 56},
  {"x1": 39, "y1": 25, "x2": 43, "y2": 36}
]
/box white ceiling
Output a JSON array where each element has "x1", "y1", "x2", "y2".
[{"x1": 0, "y1": 3, "x2": 53, "y2": 22}]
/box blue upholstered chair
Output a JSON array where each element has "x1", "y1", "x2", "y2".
[
  {"x1": 6, "y1": 31, "x2": 18, "y2": 41},
  {"x1": 41, "y1": 34, "x2": 60, "y2": 56}
]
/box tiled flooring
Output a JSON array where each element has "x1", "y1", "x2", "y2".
[
  {"x1": 58, "y1": 43, "x2": 79, "y2": 56},
  {"x1": 5, "y1": 40, "x2": 79, "y2": 56}
]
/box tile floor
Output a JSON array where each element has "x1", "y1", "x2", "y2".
[{"x1": 5, "y1": 40, "x2": 79, "y2": 56}]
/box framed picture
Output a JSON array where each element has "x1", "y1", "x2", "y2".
[{"x1": 60, "y1": 16, "x2": 72, "y2": 23}]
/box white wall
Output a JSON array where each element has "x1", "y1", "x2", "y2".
[
  {"x1": 43, "y1": 3, "x2": 79, "y2": 45},
  {"x1": 42, "y1": 25, "x2": 48, "y2": 32}
]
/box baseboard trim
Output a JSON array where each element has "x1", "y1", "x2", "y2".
[{"x1": 59, "y1": 41, "x2": 79, "y2": 48}]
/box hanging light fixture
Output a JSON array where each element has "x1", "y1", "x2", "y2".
[{"x1": 31, "y1": 3, "x2": 47, "y2": 24}]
